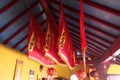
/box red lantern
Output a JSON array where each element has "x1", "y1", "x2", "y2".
[
  {"x1": 47, "y1": 68, "x2": 56, "y2": 76},
  {"x1": 76, "y1": 70, "x2": 86, "y2": 80}
]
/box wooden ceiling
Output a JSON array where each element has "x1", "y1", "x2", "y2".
[{"x1": 0, "y1": 0, "x2": 120, "y2": 65}]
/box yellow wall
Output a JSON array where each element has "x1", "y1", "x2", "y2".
[
  {"x1": 0, "y1": 44, "x2": 84, "y2": 80},
  {"x1": 107, "y1": 64, "x2": 120, "y2": 74}
]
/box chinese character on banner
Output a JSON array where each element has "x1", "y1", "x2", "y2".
[
  {"x1": 13, "y1": 59, "x2": 24, "y2": 80},
  {"x1": 58, "y1": 1, "x2": 75, "y2": 69}
]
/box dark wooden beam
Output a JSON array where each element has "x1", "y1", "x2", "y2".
[
  {"x1": 83, "y1": 0, "x2": 120, "y2": 17},
  {"x1": 51, "y1": 7, "x2": 113, "y2": 45},
  {"x1": 95, "y1": 35, "x2": 120, "y2": 64},
  {"x1": 3, "y1": 24, "x2": 28, "y2": 44},
  {"x1": 20, "y1": 45, "x2": 27, "y2": 52},
  {"x1": 3, "y1": 11, "x2": 44, "y2": 44},
  {"x1": 13, "y1": 35, "x2": 27, "y2": 49},
  {"x1": 50, "y1": 0, "x2": 120, "y2": 32},
  {"x1": 0, "y1": 0, "x2": 19, "y2": 14},
  {"x1": 0, "y1": 0, "x2": 40, "y2": 33}
]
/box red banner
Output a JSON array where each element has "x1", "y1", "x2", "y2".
[
  {"x1": 58, "y1": 1, "x2": 75, "y2": 69},
  {"x1": 27, "y1": 12, "x2": 55, "y2": 66},
  {"x1": 41, "y1": 0, "x2": 65, "y2": 65},
  {"x1": 80, "y1": 0, "x2": 87, "y2": 75},
  {"x1": 45, "y1": 12, "x2": 65, "y2": 65}
]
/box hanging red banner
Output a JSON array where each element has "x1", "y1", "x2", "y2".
[
  {"x1": 40, "y1": 0, "x2": 65, "y2": 65},
  {"x1": 80, "y1": 0, "x2": 87, "y2": 77},
  {"x1": 58, "y1": 1, "x2": 75, "y2": 69},
  {"x1": 27, "y1": 12, "x2": 55, "y2": 66},
  {"x1": 45, "y1": 12, "x2": 65, "y2": 65}
]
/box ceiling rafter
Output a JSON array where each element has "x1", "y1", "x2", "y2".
[
  {"x1": 0, "y1": 0, "x2": 19, "y2": 14},
  {"x1": 51, "y1": 0, "x2": 120, "y2": 28},
  {"x1": 73, "y1": 41, "x2": 100, "y2": 58},
  {"x1": 85, "y1": 52, "x2": 96, "y2": 59},
  {"x1": 88, "y1": 41, "x2": 106, "y2": 52},
  {"x1": 73, "y1": 46, "x2": 96, "y2": 59},
  {"x1": 85, "y1": 13, "x2": 120, "y2": 32},
  {"x1": 95, "y1": 35, "x2": 120, "y2": 64},
  {"x1": 51, "y1": 7, "x2": 114, "y2": 45},
  {"x1": 0, "y1": 0, "x2": 39, "y2": 33},
  {"x1": 88, "y1": 44, "x2": 105, "y2": 54},
  {"x1": 20, "y1": 45, "x2": 27, "y2": 52},
  {"x1": 87, "y1": 40, "x2": 107, "y2": 51},
  {"x1": 54, "y1": 14, "x2": 109, "y2": 51},
  {"x1": 85, "y1": 23, "x2": 116, "y2": 39},
  {"x1": 88, "y1": 46, "x2": 102, "y2": 56},
  {"x1": 87, "y1": 50, "x2": 99, "y2": 58},
  {"x1": 3, "y1": 10, "x2": 44, "y2": 44},
  {"x1": 13, "y1": 35, "x2": 27, "y2": 49},
  {"x1": 54, "y1": 13, "x2": 109, "y2": 57},
  {"x1": 50, "y1": 0, "x2": 120, "y2": 33},
  {"x1": 86, "y1": 35, "x2": 109, "y2": 48},
  {"x1": 83, "y1": 0, "x2": 120, "y2": 17},
  {"x1": 3, "y1": 24, "x2": 28, "y2": 44},
  {"x1": 86, "y1": 31, "x2": 112, "y2": 45},
  {"x1": 68, "y1": 22, "x2": 111, "y2": 50},
  {"x1": 87, "y1": 48, "x2": 101, "y2": 57},
  {"x1": 52, "y1": 7, "x2": 116, "y2": 41},
  {"x1": 70, "y1": 34, "x2": 103, "y2": 58}
]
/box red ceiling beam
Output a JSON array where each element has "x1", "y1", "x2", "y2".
[
  {"x1": 0, "y1": 0, "x2": 40, "y2": 33},
  {"x1": 0, "y1": 0, "x2": 19, "y2": 14},
  {"x1": 13, "y1": 35, "x2": 27, "y2": 49},
  {"x1": 83, "y1": 0, "x2": 120, "y2": 17},
  {"x1": 95, "y1": 35, "x2": 120, "y2": 64},
  {"x1": 50, "y1": 0, "x2": 120, "y2": 31}
]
